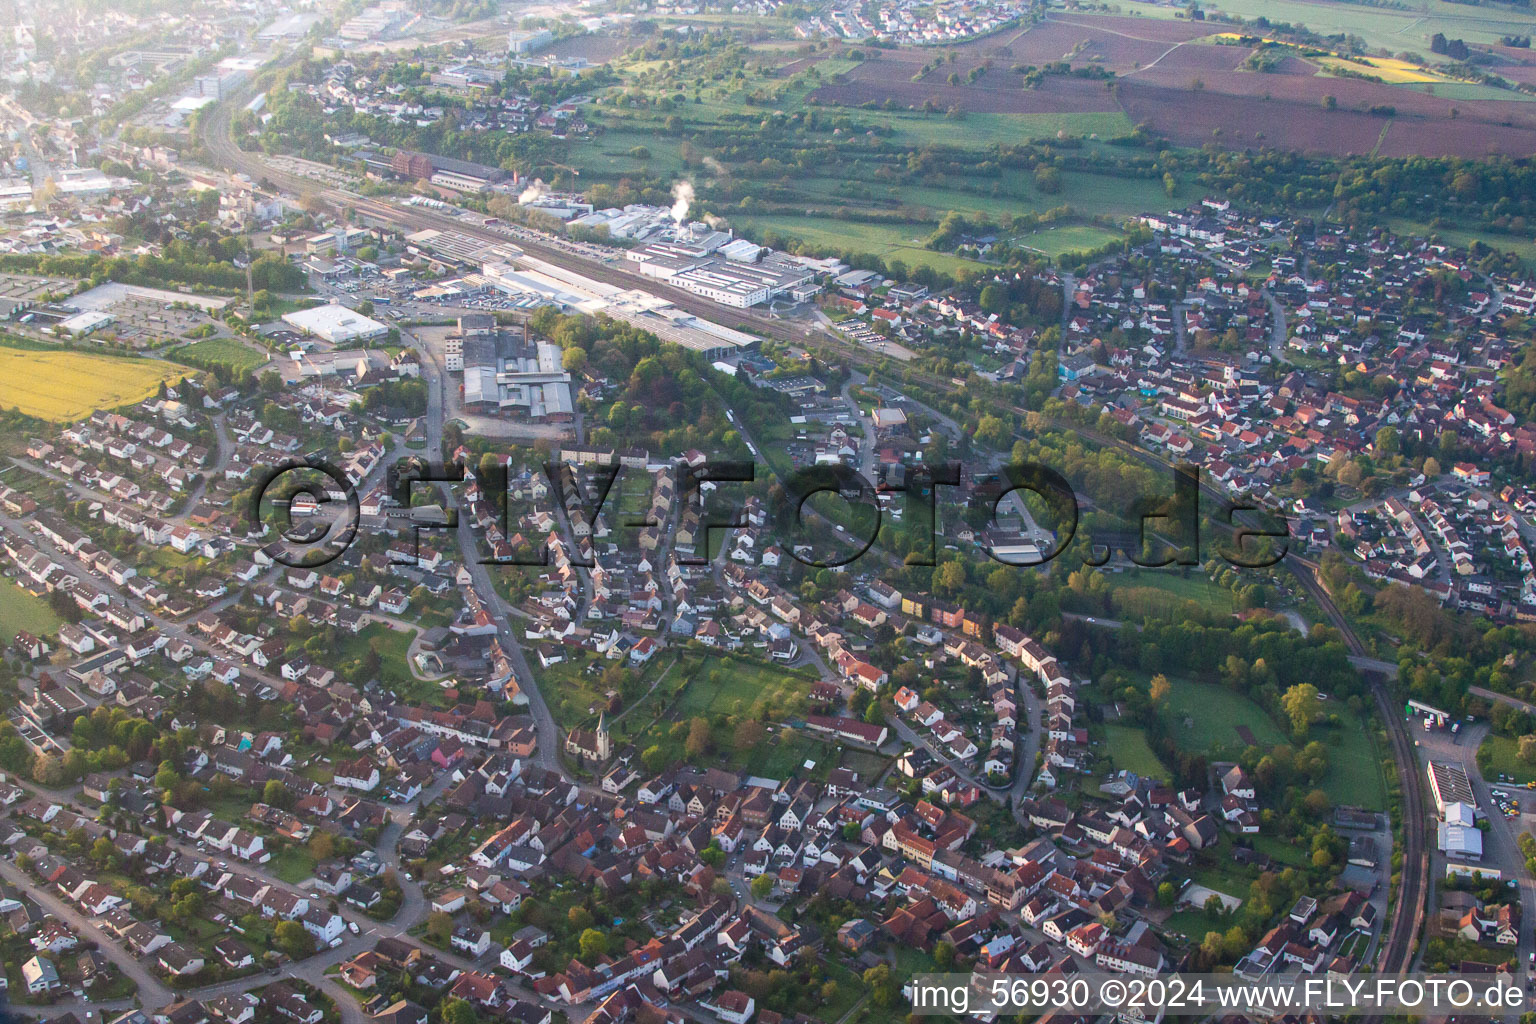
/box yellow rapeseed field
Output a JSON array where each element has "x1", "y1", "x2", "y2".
[
  {"x1": 0, "y1": 348, "x2": 192, "y2": 421},
  {"x1": 1314, "y1": 55, "x2": 1446, "y2": 84},
  {"x1": 1211, "y1": 34, "x2": 1449, "y2": 84}
]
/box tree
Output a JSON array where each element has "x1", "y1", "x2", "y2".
[
  {"x1": 1374, "y1": 426, "x2": 1400, "y2": 457},
  {"x1": 1423, "y1": 456, "x2": 1441, "y2": 477},
  {"x1": 685, "y1": 717, "x2": 712, "y2": 759},
  {"x1": 263, "y1": 779, "x2": 289, "y2": 808},
  {"x1": 863, "y1": 964, "x2": 899, "y2": 1008},
  {"x1": 934, "y1": 560, "x2": 966, "y2": 595},
  {"x1": 641, "y1": 745, "x2": 669, "y2": 773},
  {"x1": 441, "y1": 999, "x2": 478, "y2": 1024},
  {"x1": 1518, "y1": 735, "x2": 1536, "y2": 766},
  {"x1": 309, "y1": 831, "x2": 336, "y2": 862},
  {"x1": 33, "y1": 751, "x2": 65, "y2": 786},
  {"x1": 562, "y1": 347, "x2": 587, "y2": 374},
  {"x1": 426, "y1": 910, "x2": 454, "y2": 943},
  {"x1": 579, "y1": 928, "x2": 609, "y2": 960},
  {"x1": 1322, "y1": 94, "x2": 1337, "y2": 110},
  {"x1": 568, "y1": 905, "x2": 594, "y2": 930},
  {"x1": 750, "y1": 874, "x2": 774, "y2": 900},
  {"x1": 1149, "y1": 673, "x2": 1171, "y2": 705},
  {"x1": 1282, "y1": 683, "x2": 1322, "y2": 737},
  {"x1": 1157, "y1": 881, "x2": 1177, "y2": 907},
  {"x1": 273, "y1": 920, "x2": 315, "y2": 958},
  {"x1": 734, "y1": 719, "x2": 765, "y2": 750}
]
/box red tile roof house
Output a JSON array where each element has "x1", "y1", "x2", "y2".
[
  {"x1": 705, "y1": 990, "x2": 756, "y2": 1024},
  {"x1": 804, "y1": 715, "x2": 887, "y2": 748}
]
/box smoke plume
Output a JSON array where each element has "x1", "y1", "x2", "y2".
[{"x1": 671, "y1": 180, "x2": 694, "y2": 224}]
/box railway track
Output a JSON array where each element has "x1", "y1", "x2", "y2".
[
  {"x1": 202, "y1": 89, "x2": 1432, "y2": 975},
  {"x1": 1291, "y1": 564, "x2": 1426, "y2": 978}
]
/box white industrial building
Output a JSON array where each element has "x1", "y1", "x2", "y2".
[
  {"x1": 1437, "y1": 800, "x2": 1483, "y2": 862},
  {"x1": 1428, "y1": 761, "x2": 1485, "y2": 866},
  {"x1": 430, "y1": 170, "x2": 492, "y2": 194},
  {"x1": 623, "y1": 242, "x2": 814, "y2": 308},
  {"x1": 507, "y1": 28, "x2": 554, "y2": 54},
  {"x1": 282, "y1": 303, "x2": 389, "y2": 343},
  {"x1": 56, "y1": 310, "x2": 115, "y2": 337}
]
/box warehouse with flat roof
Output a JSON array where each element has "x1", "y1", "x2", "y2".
[
  {"x1": 282, "y1": 303, "x2": 389, "y2": 343},
  {"x1": 1427, "y1": 760, "x2": 1475, "y2": 815}
]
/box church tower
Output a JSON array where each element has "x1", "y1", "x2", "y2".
[{"x1": 596, "y1": 712, "x2": 611, "y2": 761}]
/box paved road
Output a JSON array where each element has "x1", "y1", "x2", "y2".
[
  {"x1": 411, "y1": 329, "x2": 562, "y2": 772},
  {"x1": 1008, "y1": 665, "x2": 1042, "y2": 811},
  {"x1": 180, "y1": 412, "x2": 232, "y2": 514},
  {"x1": 1420, "y1": 721, "x2": 1536, "y2": 1022},
  {"x1": 0, "y1": 856, "x2": 175, "y2": 1008},
  {"x1": 1470, "y1": 686, "x2": 1536, "y2": 717}
]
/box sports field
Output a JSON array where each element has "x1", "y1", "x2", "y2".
[
  {"x1": 1158, "y1": 678, "x2": 1287, "y2": 757},
  {"x1": 174, "y1": 337, "x2": 269, "y2": 374},
  {"x1": 1013, "y1": 223, "x2": 1124, "y2": 258},
  {"x1": 0, "y1": 348, "x2": 190, "y2": 421}
]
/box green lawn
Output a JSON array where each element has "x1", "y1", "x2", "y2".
[
  {"x1": 1188, "y1": 834, "x2": 1260, "y2": 901},
  {"x1": 741, "y1": 727, "x2": 834, "y2": 781},
  {"x1": 173, "y1": 336, "x2": 270, "y2": 374},
  {"x1": 592, "y1": 654, "x2": 825, "y2": 775},
  {"x1": 268, "y1": 844, "x2": 317, "y2": 884},
  {"x1": 1102, "y1": 723, "x2": 1168, "y2": 781},
  {"x1": 1479, "y1": 733, "x2": 1536, "y2": 786},
  {"x1": 337, "y1": 622, "x2": 415, "y2": 690},
  {"x1": 738, "y1": 215, "x2": 991, "y2": 275},
  {"x1": 1011, "y1": 223, "x2": 1124, "y2": 258},
  {"x1": 811, "y1": 960, "x2": 867, "y2": 1022},
  {"x1": 1163, "y1": 908, "x2": 1225, "y2": 944},
  {"x1": 1317, "y1": 714, "x2": 1389, "y2": 810},
  {"x1": 671, "y1": 656, "x2": 815, "y2": 721},
  {"x1": 564, "y1": 128, "x2": 692, "y2": 178},
  {"x1": 1158, "y1": 678, "x2": 1286, "y2": 759},
  {"x1": 1116, "y1": 570, "x2": 1240, "y2": 614},
  {"x1": 1119, "y1": 0, "x2": 1536, "y2": 51},
  {"x1": 1386, "y1": 217, "x2": 1536, "y2": 268},
  {"x1": 540, "y1": 653, "x2": 682, "y2": 734},
  {"x1": 0, "y1": 580, "x2": 62, "y2": 642},
  {"x1": 1251, "y1": 833, "x2": 1309, "y2": 867},
  {"x1": 878, "y1": 110, "x2": 1135, "y2": 149},
  {"x1": 1399, "y1": 81, "x2": 1536, "y2": 102}
]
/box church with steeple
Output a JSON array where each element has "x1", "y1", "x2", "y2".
[{"x1": 564, "y1": 712, "x2": 612, "y2": 764}]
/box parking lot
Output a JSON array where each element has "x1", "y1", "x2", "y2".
[
  {"x1": 832, "y1": 318, "x2": 916, "y2": 361},
  {"x1": 0, "y1": 271, "x2": 75, "y2": 307}
]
